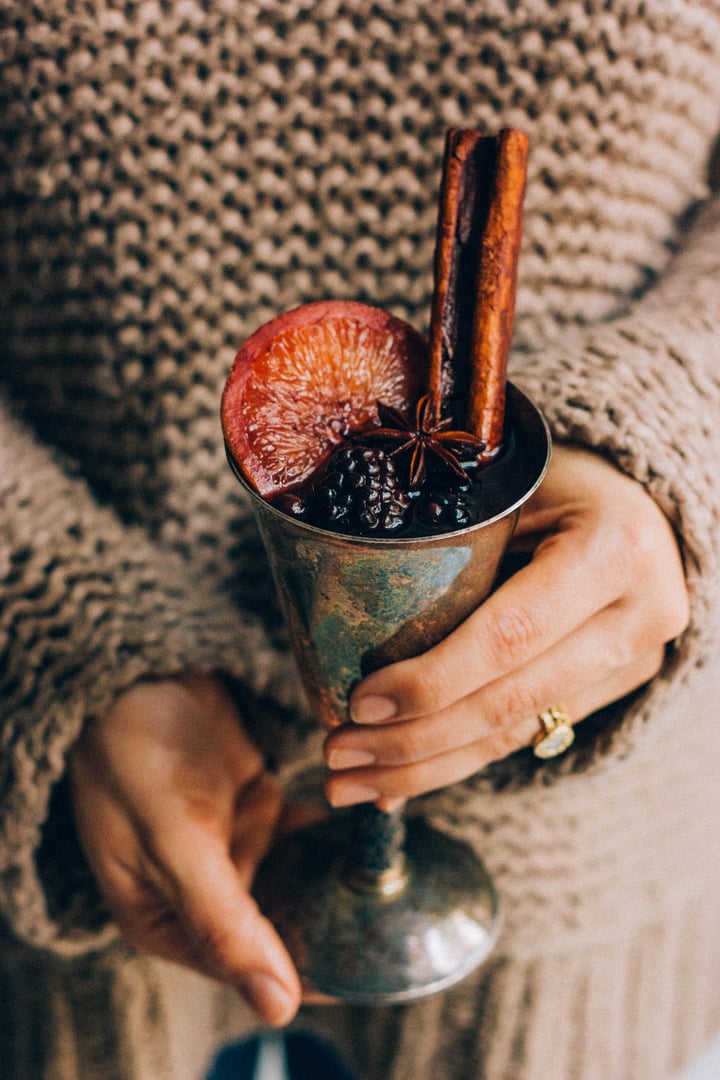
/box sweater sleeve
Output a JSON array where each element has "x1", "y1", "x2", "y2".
[
  {"x1": 504, "y1": 190, "x2": 720, "y2": 774},
  {"x1": 0, "y1": 398, "x2": 311, "y2": 955}
]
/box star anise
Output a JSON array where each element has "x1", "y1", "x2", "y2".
[{"x1": 358, "y1": 393, "x2": 485, "y2": 488}]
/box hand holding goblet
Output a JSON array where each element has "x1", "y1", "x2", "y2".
[{"x1": 324, "y1": 444, "x2": 690, "y2": 805}]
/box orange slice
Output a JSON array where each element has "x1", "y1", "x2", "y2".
[{"x1": 221, "y1": 300, "x2": 428, "y2": 496}]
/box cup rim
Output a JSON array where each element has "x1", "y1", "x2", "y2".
[{"x1": 224, "y1": 382, "x2": 551, "y2": 548}]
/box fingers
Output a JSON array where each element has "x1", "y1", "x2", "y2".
[
  {"x1": 334, "y1": 598, "x2": 666, "y2": 767},
  {"x1": 228, "y1": 772, "x2": 284, "y2": 890},
  {"x1": 99, "y1": 857, "x2": 297, "y2": 1022},
  {"x1": 107, "y1": 830, "x2": 302, "y2": 1026},
  {"x1": 80, "y1": 813, "x2": 302, "y2": 1026},
  {"x1": 325, "y1": 586, "x2": 670, "y2": 800},
  {"x1": 348, "y1": 446, "x2": 689, "y2": 733},
  {"x1": 347, "y1": 522, "x2": 619, "y2": 726},
  {"x1": 325, "y1": 644, "x2": 665, "y2": 804},
  {"x1": 171, "y1": 838, "x2": 301, "y2": 1025},
  {"x1": 69, "y1": 678, "x2": 302, "y2": 1027}
]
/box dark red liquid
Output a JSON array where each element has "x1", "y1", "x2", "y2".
[{"x1": 268, "y1": 394, "x2": 534, "y2": 539}]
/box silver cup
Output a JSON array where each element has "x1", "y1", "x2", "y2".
[{"x1": 227, "y1": 382, "x2": 550, "y2": 1002}]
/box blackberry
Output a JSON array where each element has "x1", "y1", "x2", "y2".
[
  {"x1": 307, "y1": 445, "x2": 411, "y2": 535},
  {"x1": 417, "y1": 485, "x2": 473, "y2": 530}
]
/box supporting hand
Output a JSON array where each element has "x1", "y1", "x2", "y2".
[{"x1": 70, "y1": 675, "x2": 301, "y2": 1026}]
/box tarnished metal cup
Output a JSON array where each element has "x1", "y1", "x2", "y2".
[
  {"x1": 228, "y1": 383, "x2": 549, "y2": 730},
  {"x1": 224, "y1": 382, "x2": 550, "y2": 1003}
]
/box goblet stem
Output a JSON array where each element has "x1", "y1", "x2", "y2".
[{"x1": 343, "y1": 803, "x2": 408, "y2": 898}]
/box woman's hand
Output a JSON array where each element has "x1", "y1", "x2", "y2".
[
  {"x1": 69, "y1": 675, "x2": 301, "y2": 1027},
  {"x1": 323, "y1": 446, "x2": 690, "y2": 805}
]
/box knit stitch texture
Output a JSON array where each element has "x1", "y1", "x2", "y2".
[{"x1": 1, "y1": 2, "x2": 720, "y2": 1078}]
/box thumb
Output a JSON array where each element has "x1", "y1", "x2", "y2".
[{"x1": 170, "y1": 838, "x2": 301, "y2": 1026}]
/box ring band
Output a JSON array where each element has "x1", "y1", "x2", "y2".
[{"x1": 533, "y1": 703, "x2": 575, "y2": 759}]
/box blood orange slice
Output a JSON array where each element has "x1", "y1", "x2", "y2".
[{"x1": 221, "y1": 300, "x2": 428, "y2": 496}]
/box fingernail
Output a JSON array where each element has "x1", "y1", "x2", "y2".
[
  {"x1": 243, "y1": 973, "x2": 294, "y2": 1025},
  {"x1": 350, "y1": 694, "x2": 398, "y2": 724},
  {"x1": 326, "y1": 747, "x2": 377, "y2": 769},
  {"x1": 328, "y1": 782, "x2": 381, "y2": 808}
]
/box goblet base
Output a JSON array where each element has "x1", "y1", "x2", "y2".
[{"x1": 253, "y1": 813, "x2": 500, "y2": 1003}]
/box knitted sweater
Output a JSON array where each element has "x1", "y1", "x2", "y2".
[{"x1": 1, "y1": 2, "x2": 720, "y2": 1078}]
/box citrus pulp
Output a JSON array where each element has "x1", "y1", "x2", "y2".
[{"x1": 221, "y1": 300, "x2": 428, "y2": 496}]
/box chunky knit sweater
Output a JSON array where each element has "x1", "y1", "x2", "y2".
[{"x1": 2, "y1": 2, "x2": 720, "y2": 1078}]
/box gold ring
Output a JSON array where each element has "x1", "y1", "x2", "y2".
[{"x1": 533, "y1": 703, "x2": 575, "y2": 759}]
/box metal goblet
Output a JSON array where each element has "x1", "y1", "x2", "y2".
[{"x1": 226, "y1": 383, "x2": 550, "y2": 1003}]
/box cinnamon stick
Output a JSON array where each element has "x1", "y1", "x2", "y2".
[{"x1": 428, "y1": 128, "x2": 528, "y2": 458}]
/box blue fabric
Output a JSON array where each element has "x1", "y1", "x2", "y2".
[
  {"x1": 205, "y1": 1037, "x2": 259, "y2": 1079},
  {"x1": 206, "y1": 1031, "x2": 357, "y2": 1080}
]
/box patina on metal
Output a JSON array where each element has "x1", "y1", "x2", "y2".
[
  {"x1": 226, "y1": 382, "x2": 551, "y2": 1003},
  {"x1": 252, "y1": 811, "x2": 501, "y2": 1003}
]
